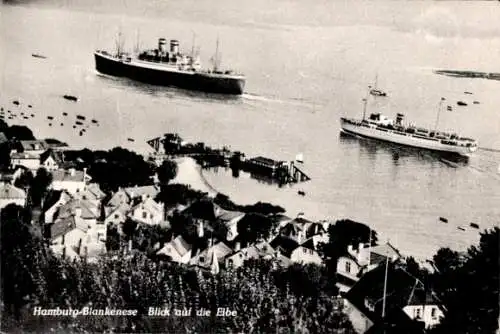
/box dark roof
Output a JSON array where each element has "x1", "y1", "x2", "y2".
[
  {"x1": 40, "y1": 149, "x2": 65, "y2": 165},
  {"x1": 270, "y1": 235, "x2": 299, "y2": 258},
  {"x1": 0, "y1": 132, "x2": 8, "y2": 145},
  {"x1": 345, "y1": 262, "x2": 426, "y2": 324},
  {"x1": 247, "y1": 156, "x2": 282, "y2": 167},
  {"x1": 50, "y1": 216, "x2": 76, "y2": 240},
  {"x1": 365, "y1": 311, "x2": 425, "y2": 334},
  {"x1": 43, "y1": 190, "x2": 64, "y2": 211},
  {"x1": 183, "y1": 200, "x2": 219, "y2": 221}
]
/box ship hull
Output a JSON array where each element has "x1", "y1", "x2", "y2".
[
  {"x1": 94, "y1": 52, "x2": 245, "y2": 95},
  {"x1": 340, "y1": 118, "x2": 477, "y2": 157}
]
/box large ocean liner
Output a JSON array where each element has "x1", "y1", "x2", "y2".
[
  {"x1": 94, "y1": 36, "x2": 245, "y2": 95},
  {"x1": 340, "y1": 97, "x2": 478, "y2": 157}
]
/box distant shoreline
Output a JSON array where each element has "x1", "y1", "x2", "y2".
[{"x1": 434, "y1": 69, "x2": 500, "y2": 81}]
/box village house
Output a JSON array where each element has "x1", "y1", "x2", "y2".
[
  {"x1": 128, "y1": 197, "x2": 165, "y2": 226},
  {"x1": 0, "y1": 182, "x2": 27, "y2": 209},
  {"x1": 104, "y1": 202, "x2": 131, "y2": 228},
  {"x1": 123, "y1": 185, "x2": 160, "y2": 202},
  {"x1": 271, "y1": 235, "x2": 324, "y2": 266},
  {"x1": 52, "y1": 198, "x2": 105, "y2": 242},
  {"x1": 106, "y1": 188, "x2": 130, "y2": 207},
  {"x1": 156, "y1": 235, "x2": 193, "y2": 264},
  {"x1": 343, "y1": 262, "x2": 428, "y2": 334},
  {"x1": 225, "y1": 241, "x2": 275, "y2": 269},
  {"x1": 189, "y1": 241, "x2": 232, "y2": 273},
  {"x1": 279, "y1": 216, "x2": 328, "y2": 245},
  {"x1": 0, "y1": 132, "x2": 8, "y2": 145},
  {"x1": 10, "y1": 152, "x2": 41, "y2": 170},
  {"x1": 39, "y1": 149, "x2": 65, "y2": 171},
  {"x1": 50, "y1": 168, "x2": 91, "y2": 194},
  {"x1": 42, "y1": 190, "x2": 72, "y2": 224},
  {"x1": 403, "y1": 291, "x2": 445, "y2": 330}
]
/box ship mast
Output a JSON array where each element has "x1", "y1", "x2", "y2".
[
  {"x1": 362, "y1": 85, "x2": 372, "y2": 120},
  {"x1": 213, "y1": 36, "x2": 221, "y2": 72},
  {"x1": 134, "y1": 30, "x2": 141, "y2": 55},
  {"x1": 434, "y1": 97, "x2": 446, "y2": 132},
  {"x1": 115, "y1": 30, "x2": 124, "y2": 57}
]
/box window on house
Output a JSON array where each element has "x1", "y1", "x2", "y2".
[
  {"x1": 415, "y1": 308, "x2": 421, "y2": 319},
  {"x1": 346, "y1": 261, "x2": 351, "y2": 273},
  {"x1": 114, "y1": 214, "x2": 119, "y2": 219},
  {"x1": 431, "y1": 307, "x2": 437, "y2": 318},
  {"x1": 227, "y1": 259, "x2": 233, "y2": 268},
  {"x1": 199, "y1": 256, "x2": 205, "y2": 263},
  {"x1": 303, "y1": 248, "x2": 307, "y2": 253},
  {"x1": 142, "y1": 211, "x2": 147, "y2": 219}
]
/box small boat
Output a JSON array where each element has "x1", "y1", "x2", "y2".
[
  {"x1": 0, "y1": 107, "x2": 3, "y2": 111},
  {"x1": 297, "y1": 190, "x2": 306, "y2": 196},
  {"x1": 60, "y1": 123, "x2": 64, "y2": 126},
  {"x1": 49, "y1": 123, "x2": 52, "y2": 126},
  {"x1": 464, "y1": 91, "x2": 473, "y2": 95},
  {"x1": 79, "y1": 131, "x2": 84, "y2": 136},
  {"x1": 473, "y1": 101, "x2": 480, "y2": 105},
  {"x1": 75, "y1": 121, "x2": 83, "y2": 125},
  {"x1": 370, "y1": 89, "x2": 387, "y2": 97},
  {"x1": 13, "y1": 100, "x2": 20, "y2": 105},
  {"x1": 23, "y1": 116, "x2": 29, "y2": 119},
  {"x1": 457, "y1": 101, "x2": 467, "y2": 106},
  {"x1": 91, "y1": 119, "x2": 98, "y2": 124},
  {"x1": 73, "y1": 125, "x2": 77, "y2": 129},
  {"x1": 63, "y1": 112, "x2": 68, "y2": 116},
  {"x1": 32, "y1": 53, "x2": 47, "y2": 59},
  {"x1": 76, "y1": 115, "x2": 85, "y2": 120},
  {"x1": 447, "y1": 105, "x2": 453, "y2": 111},
  {"x1": 47, "y1": 116, "x2": 54, "y2": 120},
  {"x1": 439, "y1": 217, "x2": 448, "y2": 223},
  {"x1": 127, "y1": 138, "x2": 135, "y2": 142},
  {"x1": 470, "y1": 223, "x2": 479, "y2": 229},
  {"x1": 28, "y1": 105, "x2": 32, "y2": 108},
  {"x1": 31, "y1": 114, "x2": 35, "y2": 117},
  {"x1": 457, "y1": 227, "x2": 465, "y2": 231},
  {"x1": 63, "y1": 95, "x2": 79, "y2": 102}
]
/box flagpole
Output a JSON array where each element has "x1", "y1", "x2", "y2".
[{"x1": 434, "y1": 97, "x2": 445, "y2": 132}]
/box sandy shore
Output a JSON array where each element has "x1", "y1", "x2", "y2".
[{"x1": 171, "y1": 157, "x2": 218, "y2": 197}]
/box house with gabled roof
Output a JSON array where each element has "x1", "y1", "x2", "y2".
[
  {"x1": 225, "y1": 241, "x2": 275, "y2": 269},
  {"x1": 123, "y1": 185, "x2": 160, "y2": 202},
  {"x1": 40, "y1": 149, "x2": 66, "y2": 171},
  {"x1": 270, "y1": 235, "x2": 323, "y2": 266},
  {"x1": 156, "y1": 235, "x2": 193, "y2": 264},
  {"x1": 189, "y1": 241, "x2": 232, "y2": 272},
  {"x1": 43, "y1": 190, "x2": 72, "y2": 224},
  {"x1": 343, "y1": 262, "x2": 427, "y2": 334},
  {"x1": 403, "y1": 291, "x2": 444, "y2": 329},
  {"x1": 51, "y1": 168, "x2": 91, "y2": 194},
  {"x1": 104, "y1": 202, "x2": 131, "y2": 227},
  {"x1": 17, "y1": 140, "x2": 49, "y2": 155},
  {"x1": 128, "y1": 197, "x2": 164, "y2": 226},
  {"x1": 10, "y1": 152, "x2": 41, "y2": 170},
  {"x1": 0, "y1": 182, "x2": 27, "y2": 209},
  {"x1": 106, "y1": 188, "x2": 130, "y2": 207},
  {"x1": 279, "y1": 216, "x2": 328, "y2": 245}
]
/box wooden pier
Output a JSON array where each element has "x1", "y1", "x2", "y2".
[{"x1": 146, "y1": 134, "x2": 311, "y2": 184}]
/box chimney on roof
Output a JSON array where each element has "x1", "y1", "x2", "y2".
[
  {"x1": 62, "y1": 246, "x2": 66, "y2": 258},
  {"x1": 83, "y1": 167, "x2": 87, "y2": 182},
  {"x1": 348, "y1": 244, "x2": 354, "y2": 255},
  {"x1": 234, "y1": 241, "x2": 241, "y2": 252},
  {"x1": 75, "y1": 207, "x2": 82, "y2": 218},
  {"x1": 128, "y1": 239, "x2": 133, "y2": 253},
  {"x1": 69, "y1": 168, "x2": 76, "y2": 176},
  {"x1": 198, "y1": 220, "x2": 204, "y2": 238}
]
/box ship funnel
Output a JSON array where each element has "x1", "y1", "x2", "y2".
[
  {"x1": 158, "y1": 38, "x2": 167, "y2": 54},
  {"x1": 170, "y1": 39, "x2": 179, "y2": 54},
  {"x1": 395, "y1": 113, "x2": 404, "y2": 126}
]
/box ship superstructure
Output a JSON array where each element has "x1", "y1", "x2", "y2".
[
  {"x1": 340, "y1": 98, "x2": 478, "y2": 156},
  {"x1": 95, "y1": 37, "x2": 245, "y2": 95}
]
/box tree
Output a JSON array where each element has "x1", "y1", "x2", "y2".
[
  {"x1": 430, "y1": 227, "x2": 499, "y2": 334},
  {"x1": 157, "y1": 159, "x2": 178, "y2": 185},
  {"x1": 237, "y1": 213, "x2": 277, "y2": 245},
  {"x1": 29, "y1": 167, "x2": 53, "y2": 208},
  {"x1": 318, "y1": 219, "x2": 378, "y2": 269},
  {"x1": 0, "y1": 204, "x2": 48, "y2": 321}
]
